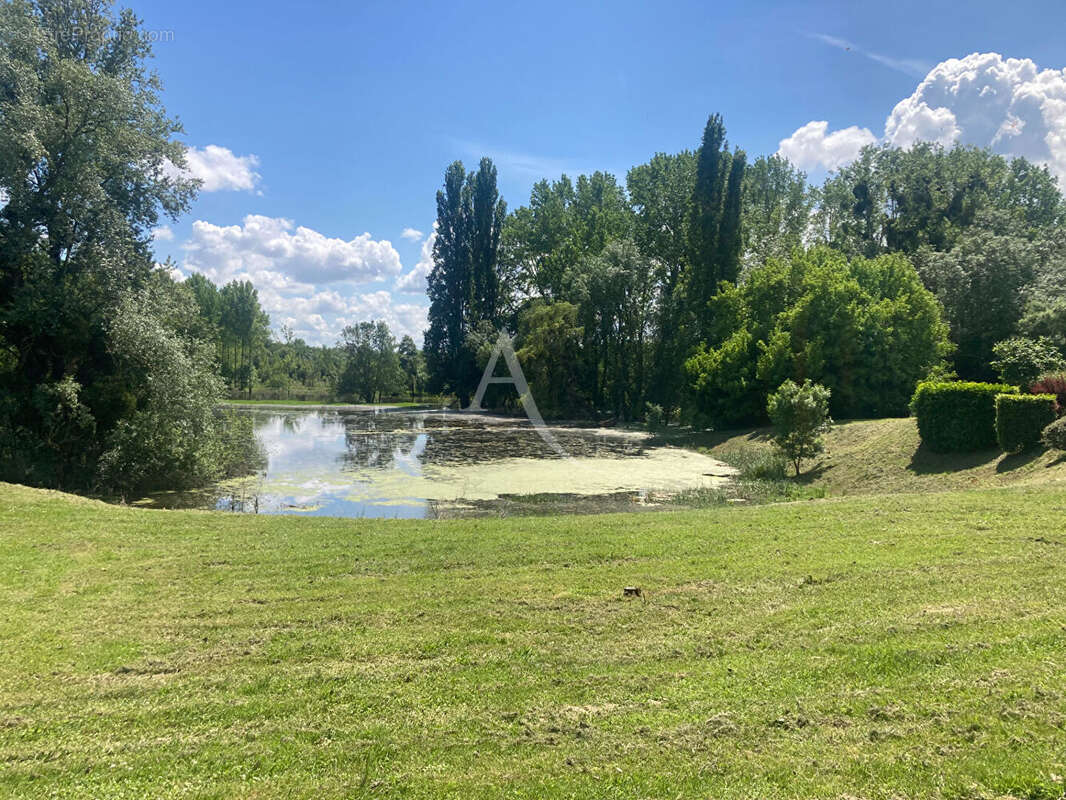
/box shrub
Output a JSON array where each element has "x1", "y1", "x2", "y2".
[
  {"x1": 990, "y1": 336, "x2": 1066, "y2": 387},
  {"x1": 1043, "y1": 416, "x2": 1066, "y2": 450},
  {"x1": 767, "y1": 380, "x2": 832, "y2": 476},
  {"x1": 910, "y1": 381, "x2": 1018, "y2": 453},
  {"x1": 1030, "y1": 372, "x2": 1066, "y2": 415},
  {"x1": 995, "y1": 394, "x2": 1057, "y2": 453},
  {"x1": 644, "y1": 403, "x2": 666, "y2": 431}
]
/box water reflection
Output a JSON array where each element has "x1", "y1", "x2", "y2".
[{"x1": 138, "y1": 407, "x2": 729, "y2": 519}]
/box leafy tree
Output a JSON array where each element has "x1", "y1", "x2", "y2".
[
  {"x1": 499, "y1": 171, "x2": 631, "y2": 302},
  {"x1": 628, "y1": 151, "x2": 696, "y2": 414},
  {"x1": 990, "y1": 336, "x2": 1066, "y2": 388},
  {"x1": 686, "y1": 248, "x2": 951, "y2": 426},
  {"x1": 469, "y1": 158, "x2": 507, "y2": 324},
  {"x1": 424, "y1": 159, "x2": 508, "y2": 406},
  {"x1": 741, "y1": 154, "x2": 813, "y2": 272},
  {"x1": 913, "y1": 213, "x2": 1045, "y2": 379},
  {"x1": 767, "y1": 379, "x2": 832, "y2": 476},
  {"x1": 397, "y1": 334, "x2": 428, "y2": 400},
  {"x1": 567, "y1": 239, "x2": 657, "y2": 419},
  {"x1": 687, "y1": 114, "x2": 745, "y2": 341},
  {"x1": 0, "y1": 0, "x2": 212, "y2": 489},
  {"x1": 514, "y1": 301, "x2": 585, "y2": 418},
  {"x1": 338, "y1": 321, "x2": 402, "y2": 403}
]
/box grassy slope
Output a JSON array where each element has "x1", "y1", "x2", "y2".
[
  {"x1": 2, "y1": 482, "x2": 1066, "y2": 798},
  {"x1": 701, "y1": 417, "x2": 1066, "y2": 496}
]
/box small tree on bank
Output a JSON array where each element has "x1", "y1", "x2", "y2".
[{"x1": 767, "y1": 380, "x2": 832, "y2": 476}]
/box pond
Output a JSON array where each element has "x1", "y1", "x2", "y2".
[{"x1": 137, "y1": 406, "x2": 734, "y2": 518}]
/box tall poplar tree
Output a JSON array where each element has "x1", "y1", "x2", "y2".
[
  {"x1": 424, "y1": 159, "x2": 507, "y2": 405},
  {"x1": 686, "y1": 114, "x2": 744, "y2": 343},
  {"x1": 469, "y1": 158, "x2": 507, "y2": 325}
]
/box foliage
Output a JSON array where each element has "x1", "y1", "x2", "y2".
[
  {"x1": 1030, "y1": 372, "x2": 1066, "y2": 415},
  {"x1": 910, "y1": 381, "x2": 1018, "y2": 453},
  {"x1": 686, "y1": 248, "x2": 951, "y2": 426},
  {"x1": 337, "y1": 321, "x2": 402, "y2": 403},
  {"x1": 0, "y1": 0, "x2": 201, "y2": 489},
  {"x1": 687, "y1": 113, "x2": 745, "y2": 342},
  {"x1": 1042, "y1": 416, "x2": 1066, "y2": 450},
  {"x1": 990, "y1": 336, "x2": 1066, "y2": 388},
  {"x1": 513, "y1": 301, "x2": 584, "y2": 418},
  {"x1": 567, "y1": 239, "x2": 657, "y2": 419},
  {"x1": 767, "y1": 379, "x2": 832, "y2": 475},
  {"x1": 994, "y1": 393, "x2": 1058, "y2": 454},
  {"x1": 424, "y1": 159, "x2": 506, "y2": 406},
  {"x1": 96, "y1": 289, "x2": 261, "y2": 493},
  {"x1": 813, "y1": 143, "x2": 1063, "y2": 258},
  {"x1": 740, "y1": 154, "x2": 813, "y2": 274}
]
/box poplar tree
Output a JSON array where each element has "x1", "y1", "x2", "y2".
[{"x1": 686, "y1": 114, "x2": 745, "y2": 343}]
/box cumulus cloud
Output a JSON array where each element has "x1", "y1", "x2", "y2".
[
  {"x1": 401, "y1": 227, "x2": 424, "y2": 241},
  {"x1": 777, "y1": 120, "x2": 878, "y2": 171},
  {"x1": 151, "y1": 224, "x2": 174, "y2": 242},
  {"x1": 395, "y1": 224, "x2": 437, "y2": 294},
  {"x1": 165, "y1": 145, "x2": 261, "y2": 192},
  {"x1": 779, "y1": 53, "x2": 1066, "y2": 185},
  {"x1": 182, "y1": 214, "x2": 403, "y2": 286},
  {"x1": 177, "y1": 214, "x2": 423, "y2": 345}
]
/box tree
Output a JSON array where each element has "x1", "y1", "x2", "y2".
[
  {"x1": 338, "y1": 321, "x2": 401, "y2": 403},
  {"x1": 469, "y1": 158, "x2": 507, "y2": 324},
  {"x1": 741, "y1": 154, "x2": 813, "y2": 272},
  {"x1": 424, "y1": 159, "x2": 507, "y2": 406},
  {"x1": 913, "y1": 213, "x2": 1045, "y2": 379},
  {"x1": 686, "y1": 114, "x2": 745, "y2": 342},
  {"x1": 767, "y1": 379, "x2": 832, "y2": 476},
  {"x1": 990, "y1": 336, "x2": 1066, "y2": 388},
  {"x1": 0, "y1": 0, "x2": 209, "y2": 489},
  {"x1": 397, "y1": 335, "x2": 427, "y2": 400},
  {"x1": 514, "y1": 301, "x2": 585, "y2": 418},
  {"x1": 627, "y1": 151, "x2": 696, "y2": 414},
  {"x1": 685, "y1": 248, "x2": 951, "y2": 426}
]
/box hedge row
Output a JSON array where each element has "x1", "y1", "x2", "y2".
[
  {"x1": 910, "y1": 382, "x2": 1018, "y2": 453},
  {"x1": 995, "y1": 394, "x2": 1058, "y2": 453}
]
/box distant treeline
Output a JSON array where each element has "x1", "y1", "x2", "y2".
[{"x1": 423, "y1": 118, "x2": 1066, "y2": 424}]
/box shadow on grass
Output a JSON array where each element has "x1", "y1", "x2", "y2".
[
  {"x1": 995, "y1": 447, "x2": 1048, "y2": 473},
  {"x1": 906, "y1": 442, "x2": 1000, "y2": 475}
]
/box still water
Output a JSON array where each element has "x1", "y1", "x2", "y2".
[{"x1": 140, "y1": 407, "x2": 733, "y2": 518}]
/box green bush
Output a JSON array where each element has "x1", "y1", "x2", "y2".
[
  {"x1": 910, "y1": 381, "x2": 1018, "y2": 453},
  {"x1": 1041, "y1": 416, "x2": 1066, "y2": 451},
  {"x1": 995, "y1": 394, "x2": 1058, "y2": 453},
  {"x1": 767, "y1": 379, "x2": 833, "y2": 475}
]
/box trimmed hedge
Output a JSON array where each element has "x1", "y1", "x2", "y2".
[
  {"x1": 995, "y1": 394, "x2": 1058, "y2": 453},
  {"x1": 1042, "y1": 416, "x2": 1066, "y2": 451},
  {"x1": 910, "y1": 381, "x2": 1018, "y2": 453}
]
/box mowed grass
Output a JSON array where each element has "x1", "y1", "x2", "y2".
[
  {"x1": 701, "y1": 417, "x2": 1066, "y2": 496},
  {"x1": 2, "y1": 482, "x2": 1066, "y2": 799}
]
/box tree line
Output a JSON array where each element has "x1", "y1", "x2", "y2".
[{"x1": 424, "y1": 116, "x2": 1066, "y2": 424}]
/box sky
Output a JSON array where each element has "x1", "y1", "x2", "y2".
[{"x1": 138, "y1": 0, "x2": 1066, "y2": 345}]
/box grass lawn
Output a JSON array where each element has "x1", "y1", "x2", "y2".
[
  {"x1": 699, "y1": 417, "x2": 1066, "y2": 496},
  {"x1": 2, "y1": 482, "x2": 1066, "y2": 798}
]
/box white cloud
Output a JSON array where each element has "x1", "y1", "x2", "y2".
[
  {"x1": 182, "y1": 214, "x2": 403, "y2": 286},
  {"x1": 165, "y1": 145, "x2": 261, "y2": 192},
  {"x1": 177, "y1": 214, "x2": 423, "y2": 346},
  {"x1": 395, "y1": 224, "x2": 436, "y2": 294},
  {"x1": 151, "y1": 225, "x2": 174, "y2": 242},
  {"x1": 777, "y1": 120, "x2": 878, "y2": 171},
  {"x1": 779, "y1": 53, "x2": 1066, "y2": 186},
  {"x1": 401, "y1": 227, "x2": 424, "y2": 241}
]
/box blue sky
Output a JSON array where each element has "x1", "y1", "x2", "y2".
[{"x1": 140, "y1": 0, "x2": 1066, "y2": 344}]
